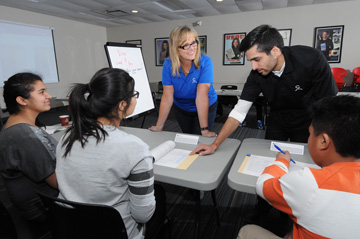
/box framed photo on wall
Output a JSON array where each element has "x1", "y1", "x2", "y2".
[
  {"x1": 125, "y1": 40, "x2": 142, "y2": 48},
  {"x1": 223, "y1": 32, "x2": 246, "y2": 65},
  {"x1": 278, "y1": 29, "x2": 292, "y2": 46},
  {"x1": 155, "y1": 37, "x2": 169, "y2": 66},
  {"x1": 314, "y1": 25, "x2": 344, "y2": 63},
  {"x1": 198, "y1": 35, "x2": 207, "y2": 54}
]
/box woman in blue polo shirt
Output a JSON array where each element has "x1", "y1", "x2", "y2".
[{"x1": 150, "y1": 25, "x2": 218, "y2": 136}]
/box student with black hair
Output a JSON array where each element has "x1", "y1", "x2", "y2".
[
  {"x1": 239, "y1": 95, "x2": 360, "y2": 239},
  {"x1": 0, "y1": 72, "x2": 58, "y2": 238},
  {"x1": 56, "y1": 68, "x2": 167, "y2": 239}
]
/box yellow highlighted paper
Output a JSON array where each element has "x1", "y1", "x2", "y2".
[
  {"x1": 177, "y1": 154, "x2": 199, "y2": 170},
  {"x1": 238, "y1": 155, "x2": 251, "y2": 173}
]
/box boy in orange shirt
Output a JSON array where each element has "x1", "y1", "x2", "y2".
[{"x1": 238, "y1": 95, "x2": 360, "y2": 239}]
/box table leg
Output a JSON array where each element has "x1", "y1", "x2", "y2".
[
  {"x1": 211, "y1": 190, "x2": 221, "y2": 226},
  {"x1": 194, "y1": 190, "x2": 201, "y2": 239}
]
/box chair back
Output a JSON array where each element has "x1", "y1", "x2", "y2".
[
  {"x1": 157, "y1": 81, "x2": 163, "y2": 94},
  {"x1": 331, "y1": 67, "x2": 348, "y2": 91},
  {"x1": 217, "y1": 85, "x2": 239, "y2": 116},
  {"x1": 37, "y1": 192, "x2": 128, "y2": 239},
  {"x1": 220, "y1": 85, "x2": 237, "y2": 90}
]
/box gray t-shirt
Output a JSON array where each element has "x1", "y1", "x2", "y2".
[
  {"x1": 0, "y1": 123, "x2": 58, "y2": 220},
  {"x1": 56, "y1": 125, "x2": 155, "y2": 239}
]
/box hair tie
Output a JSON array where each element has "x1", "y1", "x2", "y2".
[{"x1": 84, "y1": 83, "x2": 92, "y2": 101}]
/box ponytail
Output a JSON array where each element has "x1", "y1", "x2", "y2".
[{"x1": 62, "y1": 68, "x2": 135, "y2": 157}]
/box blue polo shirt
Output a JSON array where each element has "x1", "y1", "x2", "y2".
[{"x1": 162, "y1": 54, "x2": 218, "y2": 112}]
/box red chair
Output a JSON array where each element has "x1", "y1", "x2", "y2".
[
  {"x1": 331, "y1": 67, "x2": 348, "y2": 92},
  {"x1": 352, "y1": 67, "x2": 360, "y2": 89}
]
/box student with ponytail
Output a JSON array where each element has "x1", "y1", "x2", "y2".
[{"x1": 56, "y1": 68, "x2": 167, "y2": 239}]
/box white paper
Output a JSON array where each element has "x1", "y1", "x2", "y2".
[
  {"x1": 242, "y1": 155, "x2": 274, "y2": 177},
  {"x1": 154, "y1": 148, "x2": 192, "y2": 168},
  {"x1": 43, "y1": 125, "x2": 67, "y2": 135},
  {"x1": 270, "y1": 141, "x2": 304, "y2": 155},
  {"x1": 150, "y1": 140, "x2": 193, "y2": 168},
  {"x1": 174, "y1": 133, "x2": 199, "y2": 145},
  {"x1": 150, "y1": 140, "x2": 176, "y2": 162},
  {"x1": 241, "y1": 154, "x2": 319, "y2": 177}
]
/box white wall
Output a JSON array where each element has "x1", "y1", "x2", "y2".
[
  {"x1": 1, "y1": 0, "x2": 359, "y2": 109},
  {"x1": 106, "y1": 0, "x2": 360, "y2": 89},
  {"x1": 0, "y1": 5, "x2": 108, "y2": 107}
]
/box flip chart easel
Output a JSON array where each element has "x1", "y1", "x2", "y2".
[{"x1": 104, "y1": 42, "x2": 156, "y2": 127}]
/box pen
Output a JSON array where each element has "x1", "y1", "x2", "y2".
[{"x1": 273, "y1": 144, "x2": 296, "y2": 164}]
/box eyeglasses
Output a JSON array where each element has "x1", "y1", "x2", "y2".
[
  {"x1": 132, "y1": 91, "x2": 140, "y2": 99},
  {"x1": 178, "y1": 40, "x2": 199, "y2": 50},
  {"x1": 123, "y1": 91, "x2": 139, "y2": 101}
]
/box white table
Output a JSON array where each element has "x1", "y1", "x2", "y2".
[
  {"x1": 53, "y1": 127, "x2": 240, "y2": 191},
  {"x1": 227, "y1": 138, "x2": 313, "y2": 194},
  {"x1": 215, "y1": 89, "x2": 360, "y2": 98}
]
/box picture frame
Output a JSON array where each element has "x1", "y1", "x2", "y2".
[
  {"x1": 278, "y1": 29, "x2": 292, "y2": 46},
  {"x1": 198, "y1": 35, "x2": 207, "y2": 54},
  {"x1": 125, "y1": 39, "x2": 142, "y2": 48},
  {"x1": 223, "y1": 33, "x2": 246, "y2": 65},
  {"x1": 155, "y1": 37, "x2": 170, "y2": 66},
  {"x1": 314, "y1": 25, "x2": 344, "y2": 63}
]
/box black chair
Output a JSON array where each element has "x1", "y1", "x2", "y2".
[
  {"x1": 217, "y1": 85, "x2": 239, "y2": 116},
  {"x1": 157, "y1": 81, "x2": 163, "y2": 94},
  {"x1": 0, "y1": 200, "x2": 17, "y2": 239},
  {"x1": 37, "y1": 192, "x2": 128, "y2": 239},
  {"x1": 0, "y1": 173, "x2": 53, "y2": 239}
]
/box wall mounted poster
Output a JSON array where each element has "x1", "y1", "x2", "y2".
[
  {"x1": 278, "y1": 29, "x2": 292, "y2": 46},
  {"x1": 198, "y1": 35, "x2": 207, "y2": 54},
  {"x1": 155, "y1": 37, "x2": 169, "y2": 66},
  {"x1": 223, "y1": 33, "x2": 246, "y2": 65},
  {"x1": 314, "y1": 25, "x2": 344, "y2": 63}
]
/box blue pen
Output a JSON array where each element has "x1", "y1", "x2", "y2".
[{"x1": 273, "y1": 144, "x2": 296, "y2": 164}]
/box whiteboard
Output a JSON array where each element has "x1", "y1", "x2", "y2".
[
  {"x1": 104, "y1": 42, "x2": 155, "y2": 118},
  {"x1": 0, "y1": 21, "x2": 59, "y2": 87}
]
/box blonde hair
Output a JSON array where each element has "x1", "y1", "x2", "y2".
[{"x1": 169, "y1": 25, "x2": 201, "y2": 77}]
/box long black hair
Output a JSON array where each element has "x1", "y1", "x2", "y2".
[
  {"x1": 62, "y1": 68, "x2": 135, "y2": 157},
  {"x1": 161, "y1": 40, "x2": 169, "y2": 57},
  {"x1": 3, "y1": 72, "x2": 45, "y2": 127}
]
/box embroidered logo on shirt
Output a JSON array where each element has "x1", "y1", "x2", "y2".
[
  {"x1": 192, "y1": 78, "x2": 197, "y2": 84},
  {"x1": 295, "y1": 85, "x2": 303, "y2": 91}
]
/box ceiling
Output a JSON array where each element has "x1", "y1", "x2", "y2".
[{"x1": 0, "y1": 0, "x2": 355, "y2": 27}]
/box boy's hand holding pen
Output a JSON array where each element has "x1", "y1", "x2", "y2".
[{"x1": 274, "y1": 144, "x2": 296, "y2": 164}]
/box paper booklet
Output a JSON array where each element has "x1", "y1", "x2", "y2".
[
  {"x1": 150, "y1": 140, "x2": 199, "y2": 170},
  {"x1": 238, "y1": 154, "x2": 320, "y2": 177}
]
